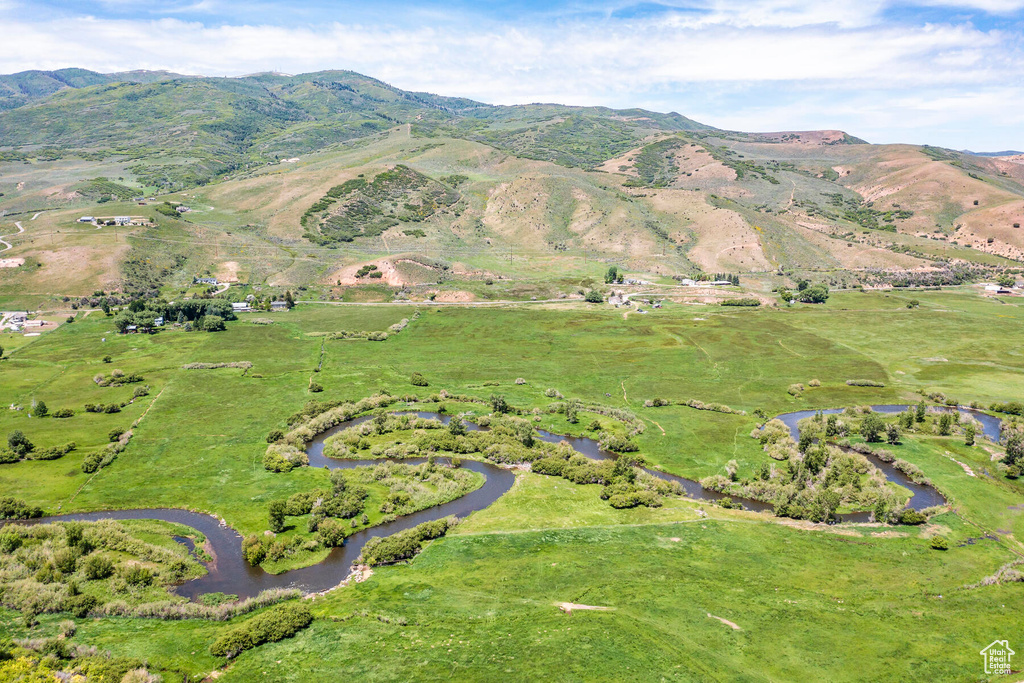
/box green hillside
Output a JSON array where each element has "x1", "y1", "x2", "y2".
[{"x1": 0, "y1": 68, "x2": 1022, "y2": 302}]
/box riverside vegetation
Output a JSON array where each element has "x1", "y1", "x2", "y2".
[{"x1": 1, "y1": 291, "x2": 1024, "y2": 680}]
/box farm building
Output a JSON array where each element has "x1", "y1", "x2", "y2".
[
  {"x1": 195, "y1": 277, "x2": 218, "y2": 285},
  {"x1": 78, "y1": 216, "x2": 94, "y2": 223},
  {"x1": 271, "y1": 300, "x2": 288, "y2": 311}
]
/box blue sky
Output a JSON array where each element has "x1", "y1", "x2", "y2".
[{"x1": 2, "y1": 1, "x2": 1023, "y2": 150}]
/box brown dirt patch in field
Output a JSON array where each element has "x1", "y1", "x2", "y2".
[
  {"x1": 557, "y1": 602, "x2": 614, "y2": 614},
  {"x1": 707, "y1": 613, "x2": 742, "y2": 630},
  {"x1": 433, "y1": 290, "x2": 476, "y2": 303},
  {"x1": 215, "y1": 261, "x2": 240, "y2": 283}
]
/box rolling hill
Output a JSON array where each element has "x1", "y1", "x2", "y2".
[{"x1": 1, "y1": 68, "x2": 1022, "y2": 304}]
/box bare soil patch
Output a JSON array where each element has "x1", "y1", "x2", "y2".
[
  {"x1": 707, "y1": 613, "x2": 742, "y2": 630},
  {"x1": 557, "y1": 602, "x2": 614, "y2": 614}
]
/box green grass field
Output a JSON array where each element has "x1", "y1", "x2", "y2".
[{"x1": 2, "y1": 290, "x2": 1024, "y2": 681}]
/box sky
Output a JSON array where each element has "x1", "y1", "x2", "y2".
[{"x1": 1, "y1": 1, "x2": 1023, "y2": 150}]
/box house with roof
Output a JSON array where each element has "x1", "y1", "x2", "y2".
[
  {"x1": 231, "y1": 302, "x2": 252, "y2": 313},
  {"x1": 271, "y1": 300, "x2": 288, "y2": 311}
]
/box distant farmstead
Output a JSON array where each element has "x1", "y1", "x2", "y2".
[
  {"x1": 271, "y1": 300, "x2": 288, "y2": 311},
  {"x1": 195, "y1": 277, "x2": 218, "y2": 285}
]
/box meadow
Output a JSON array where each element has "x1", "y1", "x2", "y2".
[{"x1": 1, "y1": 289, "x2": 1023, "y2": 680}]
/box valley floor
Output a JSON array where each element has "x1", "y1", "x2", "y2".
[{"x1": 1, "y1": 289, "x2": 1023, "y2": 681}]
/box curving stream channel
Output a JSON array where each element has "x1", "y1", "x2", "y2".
[{"x1": 10, "y1": 406, "x2": 996, "y2": 600}]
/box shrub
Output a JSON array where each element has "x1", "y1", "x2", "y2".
[
  {"x1": 65, "y1": 594, "x2": 99, "y2": 618},
  {"x1": 367, "y1": 331, "x2": 388, "y2": 341},
  {"x1": 846, "y1": 379, "x2": 885, "y2": 387},
  {"x1": 31, "y1": 442, "x2": 76, "y2": 461},
  {"x1": 599, "y1": 433, "x2": 639, "y2": 453},
  {"x1": 897, "y1": 509, "x2": 927, "y2": 525},
  {"x1": 53, "y1": 548, "x2": 79, "y2": 574},
  {"x1": 720, "y1": 298, "x2": 760, "y2": 307},
  {"x1": 0, "y1": 496, "x2": 42, "y2": 519},
  {"x1": 318, "y1": 518, "x2": 348, "y2": 547},
  {"x1": 308, "y1": 382, "x2": 323, "y2": 393},
  {"x1": 608, "y1": 489, "x2": 660, "y2": 508},
  {"x1": 83, "y1": 554, "x2": 115, "y2": 580},
  {"x1": 266, "y1": 429, "x2": 284, "y2": 443},
  {"x1": 360, "y1": 517, "x2": 458, "y2": 566},
  {"x1": 808, "y1": 379, "x2": 821, "y2": 387},
  {"x1": 930, "y1": 536, "x2": 949, "y2": 550},
  {"x1": 515, "y1": 377, "x2": 526, "y2": 385},
  {"x1": 242, "y1": 536, "x2": 266, "y2": 566},
  {"x1": 209, "y1": 602, "x2": 313, "y2": 659},
  {"x1": 410, "y1": 372, "x2": 428, "y2": 386},
  {"x1": 121, "y1": 564, "x2": 153, "y2": 587},
  {"x1": 52, "y1": 408, "x2": 75, "y2": 418},
  {"x1": 584, "y1": 290, "x2": 603, "y2": 303},
  {"x1": 0, "y1": 531, "x2": 23, "y2": 552}
]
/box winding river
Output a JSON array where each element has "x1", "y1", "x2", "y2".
[{"x1": 9, "y1": 405, "x2": 993, "y2": 599}]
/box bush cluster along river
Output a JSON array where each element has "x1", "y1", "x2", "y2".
[{"x1": 14, "y1": 406, "x2": 998, "y2": 600}]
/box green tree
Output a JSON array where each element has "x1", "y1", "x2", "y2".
[
  {"x1": 798, "y1": 284, "x2": 829, "y2": 304},
  {"x1": 584, "y1": 290, "x2": 603, "y2": 303},
  {"x1": 1005, "y1": 434, "x2": 1024, "y2": 467},
  {"x1": 937, "y1": 412, "x2": 955, "y2": 436},
  {"x1": 886, "y1": 423, "x2": 901, "y2": 445},
  {"x1": 604, "y1": 266, "x2": 619, "y2": 284},
  {"x1": 202, "y1": 315, "x2": 226, "y2": 332},
  {"x1": 330, "y1": 469, "x2": 347, "y2": 494},
  {"x1": 915, "y1": 401, "x2": 927, "y2": 423},
  {"x1": 447, "y1": 417, "x2": 466, "y2": 436},
  {"x1": 0, "y1": 344, "x2": 4, "y2": 358},
  {"x1": 113, "y1": 311, "x2": 136, "y2": 333},
  {"x1": 490, "y1": 394, "x2": 509, "y2": 414},
  {"x1": 860, "y1": 413, "x2": 885, "y2": 442},
  {"x1": 7, "y1": 430, "x2": 33, "y2": 456},
  {"x1": 33, "y1": 401, "x2": 48, "y2": 418},
  {"x1": 565, "y1": 399, "x2": 580, "y2": 424},
  {"x1": 268, "y1": 500, "x2": 286, "y2": 533},
  {"x1": 964, "y1": 422, "x2": 976, "y2": 447},
  {"x1": 285, "y1": 290, "x2": 295, "y2": 309}
]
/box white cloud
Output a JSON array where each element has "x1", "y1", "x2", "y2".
[{"x1": 0, "y1": 5, "x2": 1020, "y2": 148}]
